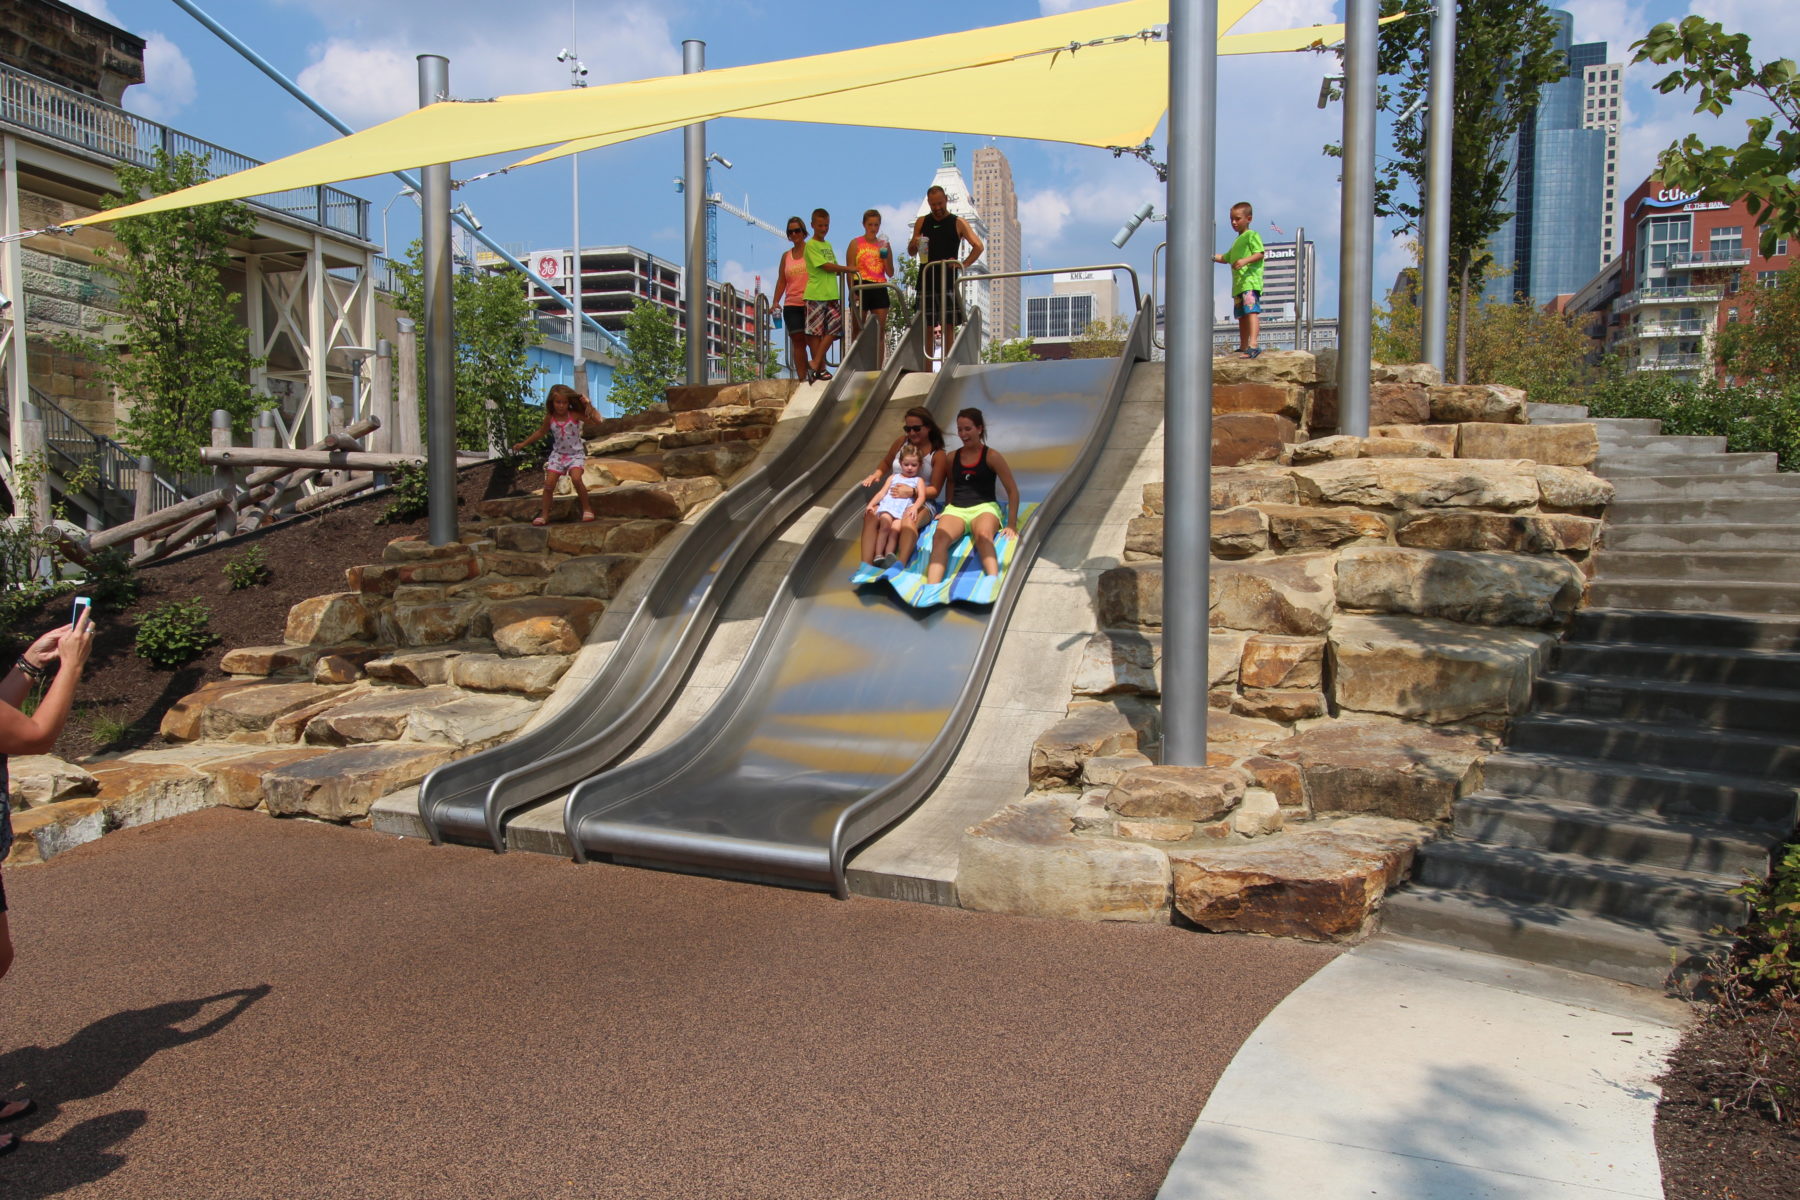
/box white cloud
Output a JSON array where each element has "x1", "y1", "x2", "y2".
[
  {"x1": 296, "y1": 43, "x2": 417, "y2": 129},
  {"x1": 282, "y1": 1, "x2": 681, "y2": 127},
  {"x1": 64, "y1": 1, "x2": 197, "y2": 121},
  {"x1": 128, "y1": 33, "x2": 199, "y2": 122}
]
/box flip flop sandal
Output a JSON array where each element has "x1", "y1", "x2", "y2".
[
  {"x1": 0, "y1": 1098, "x2": 35, "y2": 1123},
  {"x1": 0, "y1": 1133, "x2": 18, "y2": 1157},
  {"x1": 580, "y1": 511, "x2": 596, "y2": 522},
  {"x1": 531, "y1": 516, "x2": 548, "y2": 526}
]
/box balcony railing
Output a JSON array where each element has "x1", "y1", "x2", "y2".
[
  {"x1": 1637, "y1": 353, "x2": 1706, "y2": 372},
  {"x1": 0, "y1": 62, "x2": 368, "y2": 242},
  {"x1": 1618, "y1": 285, "x2": 1723, "y2": 309},
  {"x1": 1668, "y1": 248, "x2": 1751, "y2": 270},
  {"x1": 1621, "y1": 319, "x2": 1709, "y2": 340}
]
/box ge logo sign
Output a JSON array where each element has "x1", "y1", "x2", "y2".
[{"x1": 536, "y1": 254, "x2": 560, "y2": 280}]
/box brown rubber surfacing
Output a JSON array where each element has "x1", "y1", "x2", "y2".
[{"x1": 0, "y1": 809, "x2": 1334, "y2": 1199}]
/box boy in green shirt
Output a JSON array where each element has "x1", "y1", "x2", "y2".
[
  {"x1": 1213, "y1": 200, "x2": 1266, "y2": 358},
  {"x1": 803, "y1": 207, "x2": 853, "y2": 383}
]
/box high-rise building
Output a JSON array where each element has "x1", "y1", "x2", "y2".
[
  {"x1": 1580, "y1": 56, "x2": 1624, "y2": 265},
  {"x1": 971, "y1": 145, "x2": 1022, "y2": 340},
  {"x1": 1256, "y1": 238, "x2": 1314, "y2": 323},
  {"x1": 1025, "y1": 271, "x2": 1117, "y2": 343},
  {"x1": 914, "y1": 143, "x2": 991, "y2": 337},
  {"x1": 1483, "y1": 9, "x2": 1613, "y2": 306}
]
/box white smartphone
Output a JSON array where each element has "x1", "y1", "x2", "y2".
[{"x1": 71, "y1": 594, "x2": 92, "y2": 625}]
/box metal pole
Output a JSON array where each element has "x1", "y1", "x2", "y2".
[
  {"x1": 683, "y1": 40, "x2": 707, "y2": 386},
  {"x1": 1162, "y1": 0, "x2": 1217, "y2": 767},
  {"x1": 418, "y1": 55, "x2": 458, "y2": 546},
  {"x1": 1420, "y1": 0, "x2": 1455, "y2": 374},
  {"x1": 1295, "y1": 225, "x2": 1307, "y2": 352},
  {"x1": 1338, "y1": 0, "x2": 1377, "y2": 436}
]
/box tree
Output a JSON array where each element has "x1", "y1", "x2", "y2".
[
  {"x1": 1716, "y1": 260, "x2": 1800, "y2": 386},
  {"x1": 390, "y1": 243, "x2": 543, "y2": 451},
  {"x1": 981, "y1": 336, "x2": 1037, "y2": 363},
  {"x1": 1633, "y1": 18, "x2": 1800, "y2": 257},
  {"x1": 1375, "y1": 290, "x2": 1595, "y2": 403},
  {"x1": 1342, "y1": 1, "x2": 1564, "y2": 381},
  {"x1": 609, "y1": 300, "x2": 684, "y2": 414},
  {"x1": 78, "y1": 149, "x2": 267, "y2": 473},
  {"x1": 1069, "y1": 316, "x2": 1132, "y2": 359}
]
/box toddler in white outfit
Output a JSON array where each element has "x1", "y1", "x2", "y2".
[{"x1": 867, "y1": 444, "x2": 928, "y2": 567}]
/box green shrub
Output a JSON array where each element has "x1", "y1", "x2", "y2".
[
  {"x1": 379, "y1": 464, "x2": 431, "y2": 524},
  {"x1": 84, "y1": 546, "x2": 141, "y2": 612},
  {"x1": 134, "y1": 597, "x2": 219, "y2": 667},
  {"x1": 1584, "y1": 365, "x2": 1800, "y2": 471},
  {"x1": 222, "y1": 543, "x2": 271, "y2": 589}
]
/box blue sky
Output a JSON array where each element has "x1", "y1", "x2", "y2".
[{"x1": 66, "y1": 0, "x2": 1798, "y2": 318}]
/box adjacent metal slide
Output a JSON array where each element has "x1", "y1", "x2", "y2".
[
  {"x1": 563, "y1": 301, "x2": 1154, "y2": 894},
  {"x1": 418, "y1": 319, "x2": 924, "y2": 849}
]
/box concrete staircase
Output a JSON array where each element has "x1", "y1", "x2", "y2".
[{"x1": 1381, "y1": 401, "x2": 1800, "y2": 989}]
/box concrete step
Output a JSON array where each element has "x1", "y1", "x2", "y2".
[
  {"x1": 1609, "y1": 474, "x2": 1800, "y2": 501},
  {"x1": 1412, "y1": 840, "x2": 1745, "y2": 934},
  {"x1": 1528, "y1": 402, "x2": 1591, "y2": 422},
  {"x1": 1569, "y1": 607, "x2": 1800, "y2": 651},
  {"x1": 1599, "y1": 523, "x2": 1800, "y2": 553},
  {"x1": 1596, "y1": 453, "x2": 1780, "y2": 477},
  {"x1": 1554, "y1": 639, "x2": 1800, "y2": 691},
  {"x1": 1480, "y1": 750, "x2": 1800, "y2": 830},
  {"x1": 1378, "y1": 887, "x2": 1715, "y2": 990},
  {"x1": 1509, "y1": 714, "x2": 1800, "y2": 782},
  {"x1": 1533, "y1": 670, "x2": 1800, "y2": 735},
  {"x1": 1455, "y1": 791, "x2": 1778, "y2": 878},
  {"x1": 1594, "y1": 550, "x2": 1800, "y2": 583},
  {"x1": 1594, "y1": 433, "x2": 1727, "y2": 454},
  {"x1": 1581, "y1": 417, "x2": 1664, "y2": 435},
  {"x1": 1585, "y1": 578, "x2": 1800, "y2": 615},
  {"x1": 1603, "y1": 498, "x2": 1800, "y2": 525}
]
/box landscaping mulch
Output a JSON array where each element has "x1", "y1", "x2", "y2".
[
  {"x1": 15, "y1": 459, "x2": 543, "y2": 763},
  {"x1": 1655, "y1": 1001, "x2": 1800, "y2": 1199}
]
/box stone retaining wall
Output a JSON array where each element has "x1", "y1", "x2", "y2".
[{"x1": 960, "y1": 356, "x2": 1611, "y2": 942}]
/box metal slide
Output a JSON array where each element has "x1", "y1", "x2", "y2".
[
  {"x1": 417, "y1": 318, "x2": 924, "y2": 849},
  {"x1": 563, "y1": 301, "x2": 1154, "y2": 894}
]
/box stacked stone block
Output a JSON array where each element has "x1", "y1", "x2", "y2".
[{"x1": 960, "y1": 358, "x2": 1612, "y2": 943}]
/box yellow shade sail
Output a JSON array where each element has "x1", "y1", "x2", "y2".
[
  {"x1": 506, "y1": 16, "x2": 1364, "y2": 170},
  {"x1": 68, "y1": 1, "x2": 1390, "y2": 231}
]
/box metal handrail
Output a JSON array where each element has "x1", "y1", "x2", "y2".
[
  {"x1": 965, "y1": 263, "x2": 1143, "y2": 356},
  {"x1": 15, "y1": 385, "x2": 204, "y2": 520},
  {"x1": 0, "y1": 61, "x2": 368, "y2": 240},
  {"x1": 1149, "y1": 241, "x2": 1168, "y2": 349}
]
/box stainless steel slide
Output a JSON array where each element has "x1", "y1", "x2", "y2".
[
  {"x1": 417, "y1": 319, "x2": 925, "y2": 849},
  {"x1": 562, "y1": 301, "x2": 1154, "y2": 894}
]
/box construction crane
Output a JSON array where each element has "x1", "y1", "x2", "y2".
[{"x1": 679, "y1": 156, "x2": 785, "y2": 283}]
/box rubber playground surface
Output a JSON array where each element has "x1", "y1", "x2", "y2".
[{"x1": 0, "y1": 809, "x2": 1333, "y2": 1199}]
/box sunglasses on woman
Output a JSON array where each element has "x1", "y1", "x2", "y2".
[
  {"x1": 903, "y1": 424, "x2": 924, "y2": 432},
  {"x1": 787, "y1": 227, "x2": 804, "y2": 236}
]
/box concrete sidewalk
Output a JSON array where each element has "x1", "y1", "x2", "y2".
[{"x1": 1159, "y1": 935, "x2": 1690, "y2": 1200}]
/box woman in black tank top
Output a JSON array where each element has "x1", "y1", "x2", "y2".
[{"x1": 926, "y1": 406, "x2": 1021, "y2": 584}]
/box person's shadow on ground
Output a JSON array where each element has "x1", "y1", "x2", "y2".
[{"x1": 0, "y1": 984, "x2": 271, "y2": 1197}]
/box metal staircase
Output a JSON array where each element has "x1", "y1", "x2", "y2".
[{"x1": 1, "y1": 387, "x2": 202, "y2": 526}]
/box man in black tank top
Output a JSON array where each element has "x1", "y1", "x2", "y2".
[{"x1": 908, "y1": 185, "x2": 984, "y2": 359}]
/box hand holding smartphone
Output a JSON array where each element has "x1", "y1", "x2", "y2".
[{"x1": 71, "y1": 594, "x2": 93, "y2": 628}]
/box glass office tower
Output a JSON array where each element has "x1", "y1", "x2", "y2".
[{"x1": 1483, "y1": 10, "x2": 1612, "y2": 306}]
